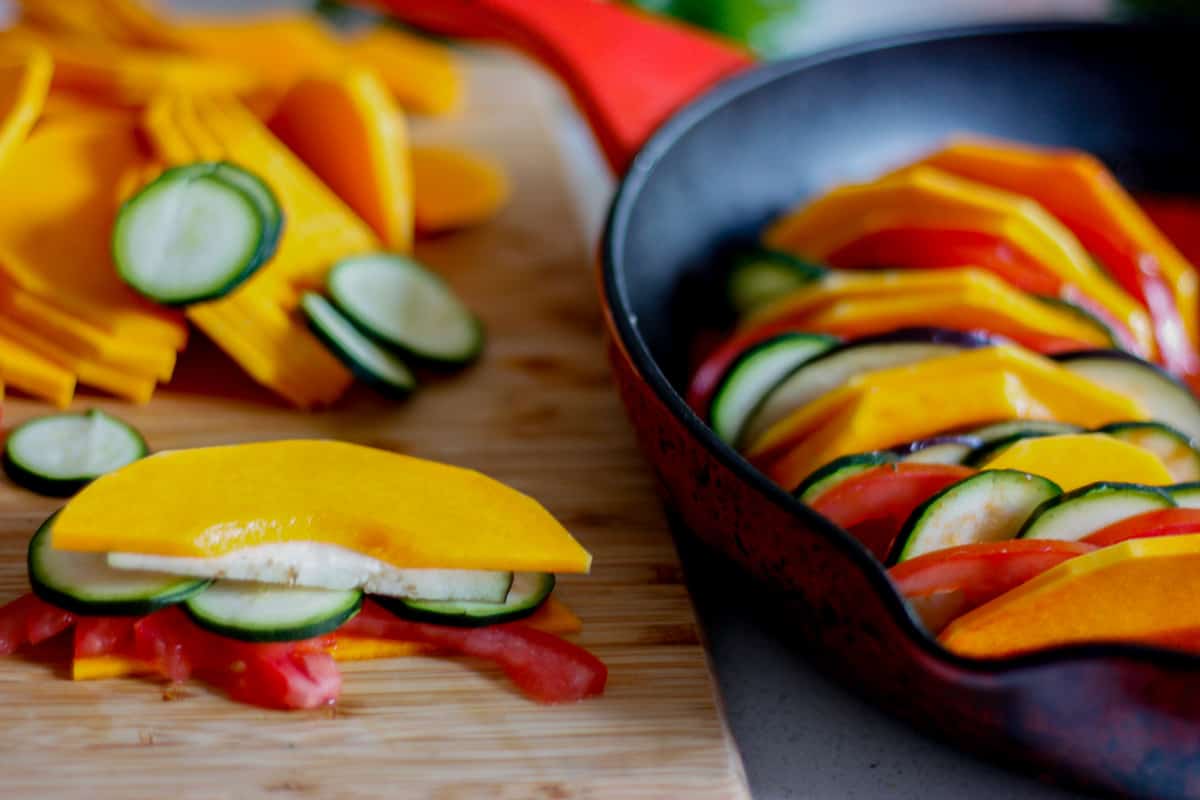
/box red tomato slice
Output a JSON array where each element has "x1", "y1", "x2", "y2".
[
  {"x1": 809, "y1": 463, "x2": 975, "y2": 560},
  {"x1": 133, "y1": 607, "x2": 341, "y2": 710},
  {"x1": 826, "y1": 227, "x2": 1062, "y2": 296},
  {"x1": 888, "y1": 540, "x2": 1096, "y2": 631},
  {"x1": 1082, "y1": 508, "x2": 1200, "y2": 548},
  {"x1": 74, "y1": 616, "x2": 137, "y2": 659},
  {"x1": 0, "y1": 594, "x2": 75, "y2": 654},
  {"x1": 341, "y1": 601, "x2": 607, "y2": 704}
]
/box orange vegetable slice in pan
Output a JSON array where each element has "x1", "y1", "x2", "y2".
[
  {"x1": 411, "y1": 144, "x2": 510, "y2": 234},
  {"x1": 916, "y1": 138, "x2": 1200, "y2": 356},
  {"x1": 940, "y1": 534, "x2": 1200, "y2": 658},
  {"x1": 766, "y1": 167, "x2": 1153, "y2": 359},
  {"x1": 761, "y1": 371, "x2": 1130, "y2": 491},
  {"x1": 269, "y1": 66, "x2": 414, "y2": 252},
  {"x1": 980, "y1": 433, "x2": 1173, "y2": 492},
  {"x1": 345, "y1": 26, "x2": 464, "y2": 116}
]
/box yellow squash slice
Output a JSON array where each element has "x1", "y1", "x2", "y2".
[{"x1": 53, "y1": 440, "x2": 594, "y2": 574}]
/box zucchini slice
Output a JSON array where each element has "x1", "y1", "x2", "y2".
[
  {"x1": 1054, "y1": 350, "x2": 1200, "y2": 439},
  {"x1": 184, "y1": 581, "x2": 363, "y2": 643},
  {"x1": 376, "y1": 572, "x2": 555, "y2": 627},
  {"x1": 208, "y1": 162, "x2": 285, "y2": 259},
  {"x1": 710, "y1": 333, "x2": 837, "y2": 445},
  {"x1": 727, "y1": 247, "x2": 826, "y2": 315},
  {"x1": 889, "y1": 435, "x2": 982, "y2": 466},
  {"x1": 4, "y1": 409, "x2": 148, "y2": 496},
  {"x1": 965, "y1": 420, "x2": 1084, "y2": 444},
  {"x1": 29, "y1": 514, "x2": 208, "y2": 616},
  {"x1": 741, "y1": 328, "x2": 992, "y2": 447},
  {"x1": 892, "y1": 470, "x2": 1062, "y2": 563},
  {"x1": 1097, "y1": 421, "x2": 1200, "y2": 482},
  {"x1": 1034, "y1": 296, "x2": 1119, "y2": 348},
  {"x1": 301, "y1": 292, "x2": 416, "y2": 399},
  {"x1": 964, "y1": 431, "x2": 1064, "y2": 467},
  {"x1": 1018, "y1": 482, "x2": 1175, "y2": 541},
  {"x1": 1168, "y1": 482, "x2": 1200, "y2": 509},
  {"x1": 113, "y1": 162, "x2": 276, "y2": 305},
  {"x1": 795, "y1": 451, "x2": 896, "y2": 504},
  {"x1": 328, "y1": 253, "x2": 483, "y2": 366}
]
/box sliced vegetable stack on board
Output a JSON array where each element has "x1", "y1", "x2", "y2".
[
  {"x1": 0, "y1": 0, "x2": 511, "y2": 410},
  {"x1": 0, "y1": 440, "x2": 607, "y2": 710},
  {"x1": 692, "y1": 138, "x2": 1200, "y2": 661}
]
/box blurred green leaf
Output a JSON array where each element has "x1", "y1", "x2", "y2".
[{"x1": 627, "y1": 0, "x2": 808, "y2": 56}]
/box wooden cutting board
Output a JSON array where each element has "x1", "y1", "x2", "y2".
[{"x1": 0, "y1": 50, "x2": 749, "y2": 799}]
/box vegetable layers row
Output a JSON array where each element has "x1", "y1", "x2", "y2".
[
  {"x1": 692, "y1": 138, "x2": 1200, "y2": 658},
  {"x1": 0, "y1": 1, "x2": 509, "y2": 409}
]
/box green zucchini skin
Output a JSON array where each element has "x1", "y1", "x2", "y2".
[
  {"x1": 794, "y1": 451, "x2": 897, "y2": 503},
  {"x1": 113, "y1": 162, "x2": 281, "y2": 306},
  {"x1": 183, "y1": 582, "x2": 364, "y2": 643},
  {"x1": 374, "y1": 572, "x2": 556, "y2": 628},
  {"x1": 890, "y1": 470, "x2": 1062, "y2": 564},
  {"x1": 4, "y1": 410, "x2": 149, "y2": 497},
  {"x1": 28, "y1": 514, "x2": 210, "y2": 616},
  {"x1": 1017, "y1": 482, "x2": 1176, "y2": 541},
  {"x1": 301, "y1": 292, "x2": 416, "y2": 400}
]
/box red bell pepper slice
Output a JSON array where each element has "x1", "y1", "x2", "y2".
[
  {"x1": 0, "y1": 593, "x2": 74, "y2": 654},
  {"x1": 1081, "y1": 507, "x2": 1200, "y2": 548},
  {"x1": 1065, "y1": 214, "x2": 1200, "y2": 379},
  {"x1": 341, "y1": 600, "x2": 607, "y2": 704},
  {"x1": 826, "y1": 227, "x2": 1061, "y2": 295},
  {"x1": 1142, "y1": 197, "x2": 1200, "y2": 266},
  {"x1": 809, "y1": 463, "x2": 975, "y2": 560},
  {"x1": 889, "y1": 540, "x2": 1096, "y2": 632}
]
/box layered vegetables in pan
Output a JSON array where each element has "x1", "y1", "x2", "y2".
[{"x1": 691, "y1": 138, "x2": 1200, "y2": 659}]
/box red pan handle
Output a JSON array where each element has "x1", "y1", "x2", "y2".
[{"x1": 361, "y1": 0, "x2": 755, "y2": 173}]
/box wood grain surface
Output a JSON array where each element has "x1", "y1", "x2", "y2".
[{"x1": 0, "y1": 51, "x2": 749, "y2": 799}]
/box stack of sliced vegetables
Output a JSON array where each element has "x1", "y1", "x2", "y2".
[
  {"x1": 692, "y1": 138, "x2": 1200, "y2": 660},
  {"x1": 0, "y1": 440, "x2": 607, "y2": 709},
  {"x1": 0, "y1": 0, "x2": 510, "y2": 410}
]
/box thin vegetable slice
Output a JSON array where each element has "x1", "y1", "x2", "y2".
[
  {"x1": 183, "y1": 581, "x2": 363, "y2": 643},
  {"x1": 892, "y1": 470, "x2": 1061, "y2": 563},
  {"x1": 113, "y1": 162, "x2": 274, "y2": 305},
  {"x1": 29, "y1": 514, "x2": 208, "y2": 616},
  {"x1": 328, "y1": 253, "x2": 483, "y2": 366},
  {"x1": 4, "y1": 409, "x2": 147, "y2": 496},
  {"x1": 301, "y1": 292, "x2": 415, "y2": 399},
  {"x1": 410, "y1": 144, "x2": 510, "y2": 234},
  {"x1": 709, "y1": 332, "x2": 836, "y2": 445},
  {"x1": 378, "y1": 572, "x2": 556, "y2": 628}
]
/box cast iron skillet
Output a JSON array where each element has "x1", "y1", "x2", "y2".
[{"x1": 372, "y1": 3, "x2": 1200, "y2": 796}]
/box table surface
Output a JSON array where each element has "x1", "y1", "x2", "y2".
[{"x1": 167, "y1": 2, "x2": 1101, "y2": 797}]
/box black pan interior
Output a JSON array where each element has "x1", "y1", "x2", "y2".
[{"x1": 606, "y1": 23, "x2": 1200, "y2": 397}]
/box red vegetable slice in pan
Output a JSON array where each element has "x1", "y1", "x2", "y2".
[
  {"x1": 341, "y1": 600, "x2": 607, "y2": 704},
  {"x1": 809, "y1": 463, "x2": 975, "y2": 560},
  {"x1": 826, "y1": 227, "x2": 1061, "y2": 296},
  {"x1": 1082, "y1": 508, "x2": 1200, "y2": 548},
  {"x1": 889, "y1": 540, "x2": 1096, "y2": 632}
]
